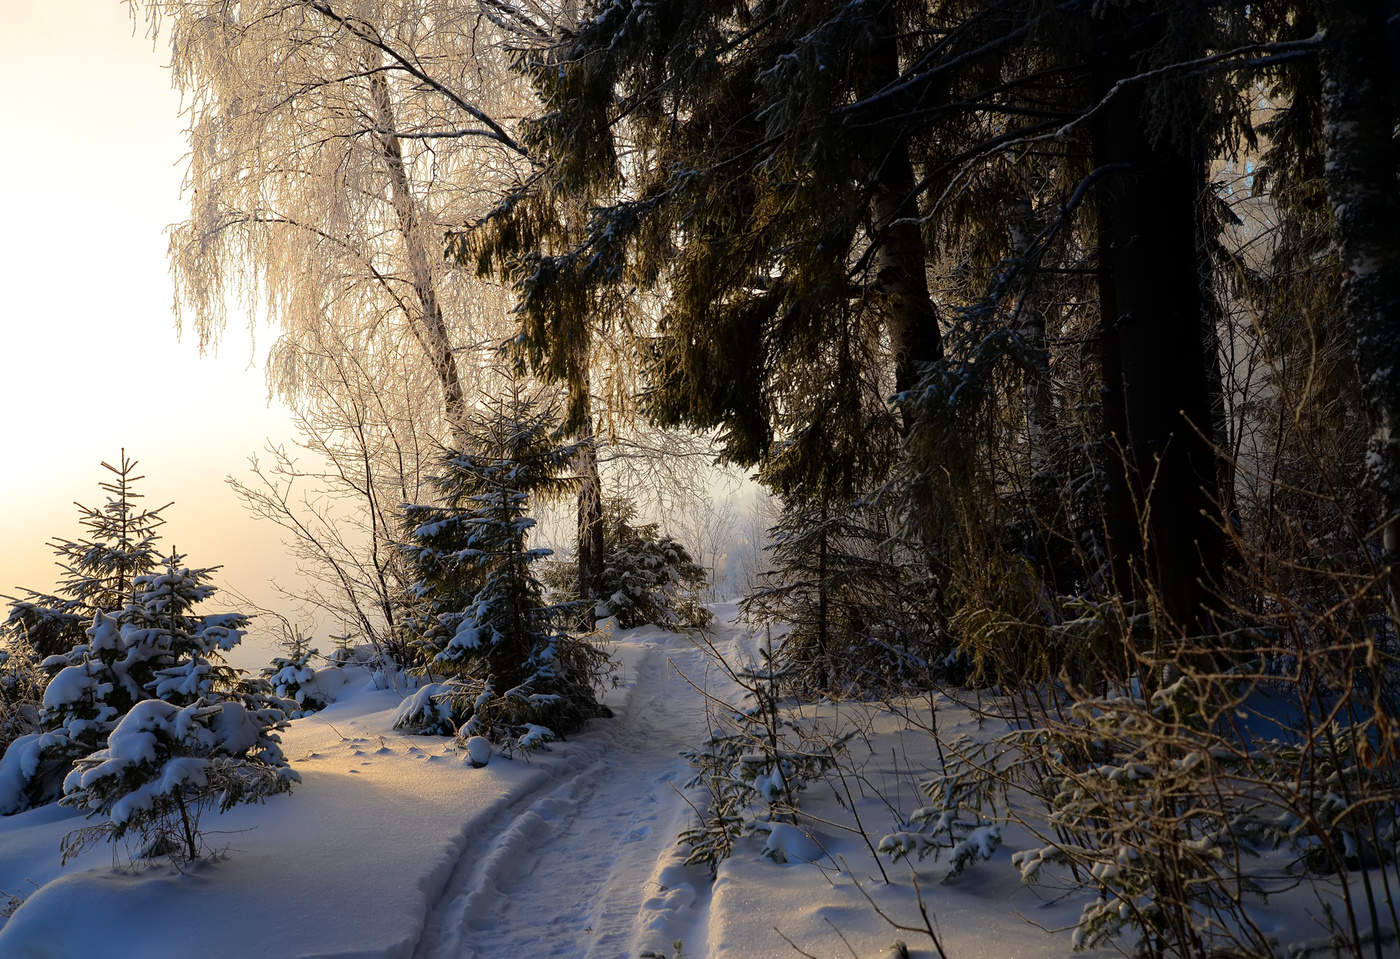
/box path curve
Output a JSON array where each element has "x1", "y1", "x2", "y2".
[{"x1": 412, "y1": 629, "x2": 731, "y2": 959}]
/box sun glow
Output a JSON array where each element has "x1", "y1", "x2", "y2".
[{"x1": 0, "y1": 0, "x2": 300, "y2": 668}]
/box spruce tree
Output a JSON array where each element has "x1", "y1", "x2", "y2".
[
  {"x1": 397, "y1": 391, "x2": 610, "y2": 749},
  {"x1": 743, "y1": 493, "x2": 935, "y2": 693},
  {"x1": 596, "y1": 498, "x2": 710, "y2": 630},
  {"x1": 52, "y1": 553, "x2": 296, "y2": 862},
  {"x1": 0, "y1": 551, "x2": 290, "y2": 822},
  {"x1": 3, "y1": 452, "x2": 167, "y2": 660}
]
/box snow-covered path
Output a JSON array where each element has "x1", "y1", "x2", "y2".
[
  {"x1": 413, "y1": 629, "x2": 724, "y2": 959},
  {"x1": 0, "y1": 608, "x2": 1132, "y2": 959}
]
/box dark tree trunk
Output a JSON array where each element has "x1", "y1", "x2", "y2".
[
  {"x1": 862, "y1": 6, "x2": 943, "y2": 429},
  {"x1": 575, "y1": 387, "x2": 605, "y2": 627},
  {"x1": 1318, "y1": 0, "x2": 1400, "y2": 564},
  {"x1": 1009, "y1": 194, "x2": 1072, "y2": 591},
  {"x1": 1091, "y1": 4, "x2": 1225, "y2": 637},
  {"x1": 816, "y1": 497, "x2": 832, "y2": 691},
  {"x1": 1009, "y1": 195, "x2": 1058, "y2": 483}
]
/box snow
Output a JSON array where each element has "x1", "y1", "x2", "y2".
[
  {"x1": 0, "y1": 734, "x2": 43, "y2": 815},
  {"x1": 755, "y1": 820, "x2": 824, "y2": 864},
  {"x1": 0, "y1": 605, "x2": 1379, "y2": 957},
  {"x1": 464, "y1": 735, "x2": 491, "y2": 768},
  {"x1": 40, "y1": 663, "x2": 104, "y2": 710}
]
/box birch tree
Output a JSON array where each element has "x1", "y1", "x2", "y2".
[
  {"x1": 139, "y1": 0, "x2": 637, "y2": 622},
  {"x1": 140, "y1": 0, "x2": 534, "y2": 428}
]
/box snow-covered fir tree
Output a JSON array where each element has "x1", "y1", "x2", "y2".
[
  {"x1": 597, "y1": 499, "x2": 710, "y2": 629},
  {"x1": 0, "y1": 552, "x2": 293, "y2": 826},
  {"x1": 60, "y1": 692, "x2": 297, "y2": 864},
  {"x1": 263, "y1": 645, "x2": 329, "y2": 718},
  {"x1": 51, "y1": 553, "x2": 296, "y2": 861},
  {"x1": 0, "y1": 643, "x2": 44, "y2": 758},
  {"x1": 396, "y1": 391, "x2": 610, "y2": 750},
  {"x1": 2, "y1": 452, "x2": 167, "y2": 661}
]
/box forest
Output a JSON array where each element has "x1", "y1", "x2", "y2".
[{"x1": 0, "y1": 0, "x2": 1398, "y2": 956}]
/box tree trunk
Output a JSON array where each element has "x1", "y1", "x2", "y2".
[
  {"x1": 1091, "y1": 4, "x2": 1225, "y2": 638},
  {"x1": 816, "y1": 497, "x2": 832, "y2": 691},
  {"x1": 1009, "y1": 194, "x2": 1070, "y2": 589},
  {"x1": 862, "y1": 7, "x2": 943, "y2": 428},
  {"x1": 1009, "y1": 195, "x2": 1059, "y2": 481},
  {"x1": 1318, "y1": 0, "x2": 1400, "y2": 564},
  {"x1": 574, "y1": 385, "x2": 605, "y2": 626},
  {"x1": 369, "y1": 70, "x2": 467, "y2": 436}
]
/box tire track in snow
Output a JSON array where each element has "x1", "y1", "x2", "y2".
[{"x1": 412, "y1": 635, "x2": 723, "y2": 959}]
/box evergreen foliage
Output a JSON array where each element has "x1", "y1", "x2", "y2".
[
  {"x1": 397, "y1": 392, "x2": 611, "y2": 749},
  {"x1": 597, "y1": 499, "x2": 710, "y2": 630},
  {"x1": 60, "y1": 694, "x2": 296, "y2": 865},
  {"x1": 48, "y1": 554, "x2": 297, "y2": 862},
  {"x1": 0, "y1": 552, "x2": 293, "y2": 829},
  {"x1": 263, "y1": 648, "x2": 329, "y2": 718},
  {"x1": 742, "y1": 493, "x2": 938, "y2": 694},
  {"x1": 0, "y1": 644, "x2": 43, "y2": 759},
  {"x1": 680, "y1": 635, "x2": 849, "y2": 873},
  {"x1": 3, "y1": 452, "x2": 167, "y2": 660}
]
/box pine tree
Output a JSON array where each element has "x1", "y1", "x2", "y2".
[
  {"x1": 398, "y1": 391, "x2": 611, "y2": 749},
  {"x1": 3, "y1": 452, "x2": 167, "y2": 660}
]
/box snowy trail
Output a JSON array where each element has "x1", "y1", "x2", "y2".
[{"x1": 412, "y1": 627, "x2": 729, "y2": 959}]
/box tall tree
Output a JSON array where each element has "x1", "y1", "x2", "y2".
[
  {"x1": 141, "y1": 0, "x2": 629, "y2": 622},
  {"x1": 1089, "y1": 2, "x2": 1226, "y2": 635},
  {"x1": 1315, "y1": 0, "x2": 1400, "y2": 572},
  {"x1": 398, "y1": 385, "x2": 610, "y2": 745}
]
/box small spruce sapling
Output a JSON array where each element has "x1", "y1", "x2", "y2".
[
  {"x1": 743, "y1": 493, "x2": 936, "y2": 694},
  {"x1": 2, "y1": 452, "x2": 168, "y2": 660},
  {"x1": 597, "y1": 499, "x2": 711, "y2": 629},
  {"x1": 263, "y1": 629, "x2": 330, "y2": 717},
  {"x1": 680, "y1": 630, "x2": 848, "y2": 871},
  {"x1": 57, "y1": 554, "x2": 297, "y2": 863}
]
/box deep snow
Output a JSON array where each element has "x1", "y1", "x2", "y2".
[{"x1": 0, "y1": 606, "x2": 1361, "y2": 958}]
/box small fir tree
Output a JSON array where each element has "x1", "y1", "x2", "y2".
[
  {"x1": 263, "y1": 644, "x2": 329, "y2": 718},
  {"x1": 3, "y1": 452, "x2": 168, "y2": 660},
  {"x1": 55, "y1": 553, "x2": 296, "y2": 861},
  {"x1": 743, "y1": 493, "x2": 937, "y2": 693},
  {"x1": 397, "y1": 392, "x2": 610, "y2": 749},
  {"x1": 60, "y1": 695, "x2": 297, "y2": 864},
  {"x1": 597, "y1": 499, "x2": 711, "y2": 630},
  {"x1": 0, "y1": 552, "x2": 291, "y2": 825}
]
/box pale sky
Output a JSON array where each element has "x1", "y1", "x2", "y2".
[{"x1": 1, "y1": 1, "x2": 303, "y2": 668}]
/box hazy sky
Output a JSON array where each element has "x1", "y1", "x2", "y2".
[{"x1": 1, "y1": 2, "x2": 303, "y2": 667}]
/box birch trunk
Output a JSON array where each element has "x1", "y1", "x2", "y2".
[{"x1": 369, "y1": 70, "x2": 467, "y2": 437}]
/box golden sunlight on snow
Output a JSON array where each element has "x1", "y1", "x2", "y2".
[{"x1": 0, "y1": 1, "x2": 301, "y2": 667}]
